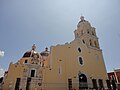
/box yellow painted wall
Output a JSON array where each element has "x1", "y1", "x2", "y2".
[
  {"x1": 2, "y1": 63, "x2": 27, "y2": 90},
  {"x1": 43, "y1": 39, "x2": 108, "y2": 89}
]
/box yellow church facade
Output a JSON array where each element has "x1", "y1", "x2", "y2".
[{"x1": 2, "y1": 16, "x2": 109, "y2": 90}]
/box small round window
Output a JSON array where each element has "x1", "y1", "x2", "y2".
[{"x1": 79, "y1": 57, "x2": 84, "y2": 65}]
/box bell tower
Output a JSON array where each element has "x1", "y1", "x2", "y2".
[{"x1": 74, "y1": 16, "x2": 100, "y2": 49}]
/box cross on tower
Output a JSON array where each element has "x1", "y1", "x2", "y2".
[{"x1": 32, "y1": 44, "x2": 36, "y2": 51}]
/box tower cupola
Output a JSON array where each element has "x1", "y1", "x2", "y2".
[
  {"x1": 40, "y1": 47, "x2": 49, "y2": 56},
  {"x1": 74, "y1": 16, "x2": 100, "y2": 49}
]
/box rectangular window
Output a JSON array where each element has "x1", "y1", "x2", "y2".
[
  {"x1": 59, "y1": 67, "x2": 62, "y2": 75},
  {"x1": 31, "y1": 70, "x2": 35, "y2": 77},
  {"x1": 25, "y1": 60, "x2": 28, "y2": 63},
  {"x1": 68, "y1": 79, "x2": 72, "y2": 90},
  {"x1": 15, "y1": 78, "x2": 21, "y2": 90},
  {"x1": 106, "y1": 80, "x2": 112, "y2": 89},
  {"x1": 111, "y1": 80, "x2": 116, "y2": 90},
  {"x1": 92, "y1": 79, "x2": 97, "y2": 89},
  {"x1": 26, "y1": 77, "x2": 31, "y2": 90},
  {"x1": 98, "y1": 79, "x2": 104, "y2": 89}
]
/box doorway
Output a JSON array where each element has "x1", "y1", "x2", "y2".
[{"x1": 79, "y1": 74, "x2": 88, "y2": 89}]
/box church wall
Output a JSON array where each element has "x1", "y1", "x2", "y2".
[
  {"x1": 2, "y1": 63, "x2": 26, "y2": 90},
  {"x1": 43, "y1": 39, "x2": 108, "y2": 89}
]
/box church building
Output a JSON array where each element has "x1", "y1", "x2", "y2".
[{"x1": 2, "y1": 16, "x2": 109, "y2": 90}]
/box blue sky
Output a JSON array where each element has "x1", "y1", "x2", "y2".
[{"x1": 0, "y1": 0, "x2": 120, "y2": 73}]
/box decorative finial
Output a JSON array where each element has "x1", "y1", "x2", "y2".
[
  {"x1": 45, "y1": 47, "x2": 48, "y2": 51},
  {"x1": 32, "y1": 44, "x2": 36, "y2": 51},
  {"x1": 80, "y1": 16, "x2": 84, "y2": 21}
]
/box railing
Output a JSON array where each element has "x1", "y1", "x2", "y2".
[
  {"x1": 43, "y1": 83, "x2": 94, "y2": 90},
  {"x1": 79, "y1": 82, "x2": 88, "y2": 88}
]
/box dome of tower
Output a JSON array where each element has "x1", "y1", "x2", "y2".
[
  {"x1": 77, "y1": 16, "x2": 91, "y2": 28},
  {"x1": 23, "y1": 51, "x2": 39, "y2": 58},
  {"x1": 40, "y1": 47, "x2": 49, "y2": 56},
  {"x1": 22, "y1": 44, "x2": 40, "y2": 58}
]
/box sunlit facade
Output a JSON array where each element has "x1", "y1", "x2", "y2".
[{"x1": 2, "y1": 17, "x2": 109, "y2": 90}]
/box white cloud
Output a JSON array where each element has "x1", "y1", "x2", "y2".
[{"x1": 0, "y1": 50, "x2": 4, "y2": 57}]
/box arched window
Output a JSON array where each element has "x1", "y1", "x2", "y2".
[
  {"x1": 94, "y1": 41, "x2": 97, "y2": 47},
  {"x1": 89, "y1": 39, "x2": 92, "y2": 46},
  {"x1": 92, "y1": 31, "x2": 94, "y2": 35},
  {"x1": 81, "y1": 30, "x2": 83, "y2": 35},
  {"x1": 87, "y1": 29, "x2": 89, "y2": 34},
  {"x1": 77, "y1": 33, "x2": 79, "y2": 36}
]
